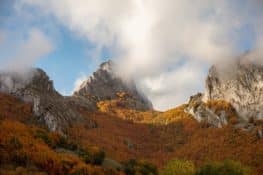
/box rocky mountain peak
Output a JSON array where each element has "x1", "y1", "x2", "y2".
[
  {"x1": 100, "y1": 59, "x2": 114, "y2": 72},
  {"x1": 28, "y1": 68, "x2": 57, "y2": 93},
  {"x1": 0, "y1": 68, "x2": 82, "y2": 133},
  {"x1": 74, "y1": 60, "x2": 153, "y2": 111},
  {"x1": 204, "y1": 59, "x2": 263, "y2": 120},
  {"x1": 0, "y1": 68, "x2": 56, "y2": 95},
  {"x1": 0, "y1": 61, "x2": 153, "y2": 132}
]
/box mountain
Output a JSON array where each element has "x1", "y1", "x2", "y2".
[
  {"x1": 73, "y1": 60, "x2": 153, "y2": 111},
  {"x1": 204, "y1": 59, "x2": 263, "y2": 121},
  {"x1": 0, "y1": 68, "x2": 82, "y2": 133},
  {"x1": 0, "y1": 61, "x2": 153, "y2": 133},
  {"x1": 0, "y1": 59, "x2": 263, "y2": 175},
  {"x1": 184, "y1": 59, "x2": 263, "y2": 133},
  {"x1": 0, "y1": 59, "x2": 262, "y2": 131}
]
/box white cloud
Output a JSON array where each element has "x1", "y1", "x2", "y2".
[
  {"x1": 72, "y1": 72, "x2": 88, "y2": 94},
  {"x1": 19, "y1": 0, "x2": 263, "y2": 110},
  {"x1": 0, "y1": 28, "x2": 54, "y2": 72},
  {"x1": 0, "y1": 28, "x2": 54, "y2": 93},
  {"x1": 139, "y1": 61, "x2": 207, "y2": 110}
]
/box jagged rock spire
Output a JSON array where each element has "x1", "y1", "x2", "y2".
[{"x1": 74, "y1": 60, "x2": 153, "y2": 111}]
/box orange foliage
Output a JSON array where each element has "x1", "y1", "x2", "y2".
[
  {"x1": 71, "y1": 103, "x2": 263, "y2": 175},
  {"x1": 205, "y1": 100, "x2": 238, "y2": 123},
  {"x1": 0, "y1": 119, "x2": 124, "y2": 175},
  {"x1": 70, "y1": 109, "x2": 197, "y2": 166},
  {"x1": 0, "y1": 93, "x2": 32, "y2": 121},
  {"x1": 97, "y1": 99, "x2": 159, "y2": 123},
  {"x1": 174, "y1": 126, "x2": 263, "y2": 174},
  {"x1": 153, "y1": 104, "x2": 193, "y2": 124},
  {"x1": 0, "y1": 93, "x2": 262, "y2": 175}
]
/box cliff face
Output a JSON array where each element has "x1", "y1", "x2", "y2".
[
  {"x1": 184, "y1": 93, "x2": 229, "y2": 128},
  {"x1": 73, "y1": 60, "x2": 153, "y2": 111},
  {"x1": 204, "y1": 60, "x2": 263, "y2": 121},
  {"x1": 3, "y1": 58, "x2": 262, "y2": 132},
  {"x1": 0, "y1": 68, "x2": 82, "y2": 133},
  {"x1": 0, "y1": 61, "x2": 153, "y2": 132}
]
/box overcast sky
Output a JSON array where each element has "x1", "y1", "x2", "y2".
[{"x1": 0, "y1": 0, "x2": 262, "y2": 110}]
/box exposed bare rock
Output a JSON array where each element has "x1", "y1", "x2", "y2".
[
  {"x1": 0, "y1": 68, "x2": 82, "y2": 133},
  {"x1": 184, "y1": 58, "x2": 263, "y2": 132},
  {"x1": 64, "y1": 95, "x2": 97, "y2": 111},
  {"x1": 204, "y1": 59, "x2": 263, "y2": 121},
  {"x1": 185, "y1": 93, "x2": 228, "y2": 128},
  {"x1": 0, "y1": 60, "x2": 153, "y2": 132},
  {"x1": 73, "y1": 60, "x2": 153, "y2": 111}
]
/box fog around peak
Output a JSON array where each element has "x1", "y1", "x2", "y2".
[{"x1": 1, "y1": 0, "x2": 263, "y2": 110}]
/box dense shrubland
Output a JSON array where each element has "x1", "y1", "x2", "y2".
[
  {"x1": 0, "y1": 93, "x2": 262, "y2": 175},
  {"x1": 0, "y1": 94, "x2": 123, "y2": 175},
  {"x1": 0, "y1": 119, "x2": 124, "y2": 175}
]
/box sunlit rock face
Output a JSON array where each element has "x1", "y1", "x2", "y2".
[
  {"x1": 185, "y1": 93, "x2": 228, "y2": 128},
  {"x1": 74, "y1": 60, "x2": 153, "y2": 111},
  {"x1": 204, "y1": 59, "x2": 263, "y2": 121},
  {"x1": 0, "y1": 68, "x2": 81, "y2": 133}
]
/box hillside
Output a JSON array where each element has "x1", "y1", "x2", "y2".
[
  {"x1": 0, "y1": 92, "x2": 262, "y2": 174},
  {"x1": 0, "y1": 93, "x2": 126, "y2": 175},
  {"x1": 70, "y1": 96, "x2": 263, "y2": 173},
  {"x1": 0, "y1": 60, "x2": 263, "y2": 175}
]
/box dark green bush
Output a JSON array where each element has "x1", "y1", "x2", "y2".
[
  {"x1": 56, "y1": 136, "x2": 78, "y2": 151},
  {"x1": 11, "y1": 151, "x2": 29, "y2": 166},
  {"x1": 34, "y1": 129, "x2": 52, "y2": 146},
  {"x1": 9, "y1": 137, "x2": 23, "y2": 149},
  {"x1": 79, "y1": 147, "x2": 105, "y2": 165}
]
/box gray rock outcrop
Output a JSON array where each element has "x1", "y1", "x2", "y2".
[
  {"x1": 0, "y1": 68, "x2": 82, "y2": 133},
  {"x1": 185, "y1": 93, "x2": 228, "y2": 128},
  {"x1": 73, "y1": 60, "x2": 153, "y2": 111},
  {"x1": 204, "y1": 59, "x2": 263, "y2": 121},
  {"x1": 0, "y1": 60, "x2": 153, "y2": 132}
]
